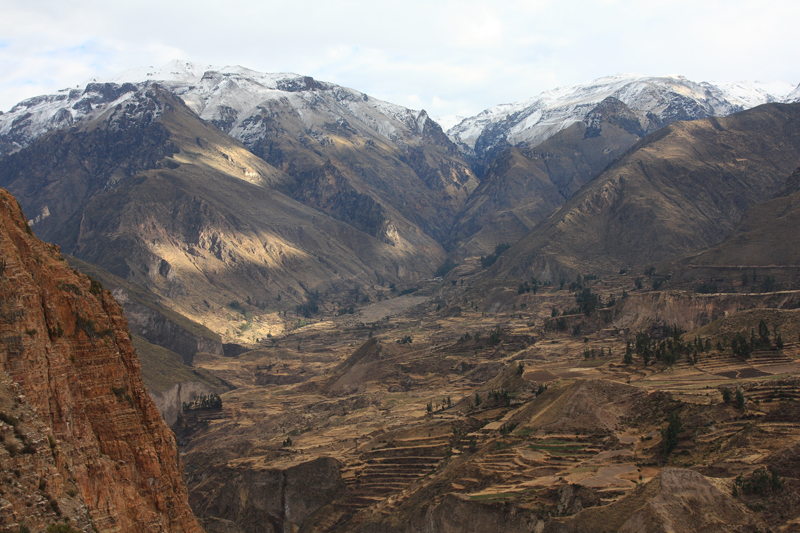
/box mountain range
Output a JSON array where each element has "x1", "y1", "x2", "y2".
[
  {"x1": 1, "y1": 60, "x2": 799, "y2": 340},
  {"x1": 4, "y1": 60, "x2": 800, "y2": 533}
]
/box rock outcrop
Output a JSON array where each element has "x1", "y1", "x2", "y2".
[
  {"x1": 0, "y1": 188, "x2": 202, "y2": 532},
  {"x1": 613, "y1": 290, "x2": 800, "y2": 333},
  {"x1": 189, "y1": 457, "x2": 345, "y2": 533},
  {"x1": 149, "y1": 380, "x2": 217, "y2": 427}
]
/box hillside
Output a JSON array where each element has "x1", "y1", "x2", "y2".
[
  {"x1": 685, "y1": 166, "x2": 800, "y2": 268},
  {"x1": 491, "y1": 102, "x2": 800, "y2": 280},
  {"x1": 0, "y1": 61, "x2": 479, "y2": 245},
  {"x1": 0, "y1": 84, "x2": 446, "y2": 342},
  {"x1": 447, "y1": 97, "x2": 658, "y2": 256}
]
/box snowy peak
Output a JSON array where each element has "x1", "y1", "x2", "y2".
[
  {"x1": 447, "y1": 73, "x2": 797, "y2": 157},
  {"x1": 712, "y1": 80, "x2": 795, "y2": 108},
  {"x1": 0, "y1": 60, "x2": 433, "y2": 157},
  {"x1": 787, "y1": 83, "x2": 800, "y2": 103},
  {"x1": 92, "y1": 59, "x2": 428, "y2": 143},
  {"x1": 0, "y1": 81, "x2": 148, "y2": 155}
]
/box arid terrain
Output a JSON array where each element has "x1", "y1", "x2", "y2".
[
  {"x1": 170, "y1": 267, "x2": 800, "y2": 532},
  {"x1": 2, "y1": 65, "x2": 800, "y2": 533}
]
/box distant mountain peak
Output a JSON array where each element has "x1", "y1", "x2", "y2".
[{"x1": 447, "y1": 74, "x2": 797, "y2": 158}]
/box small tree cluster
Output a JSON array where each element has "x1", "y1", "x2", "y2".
[
  {"x1": 721, "y1": 387, "x2": 746, "y2": 409},
  {"x1": 696, "y1": 281, "x2": 718, "y2": 294},
  {"x1": 623, "y1": 341, "x2": 633, "y2": 365},
  {"x1": 487, "y1": 389, "x2": 510, "y2": 406},
  {"x1": 182, "y1": 393, "x2": 223, "y2": 412},
  {"x1": 575, "y1": 288, "x2": 600, "y2": 316},
  {"x1": 544, "y1": 317, "x2": 568, "y2": 332},
  {"x1": 627, "y1": 326, "x2": 689, "y2": 367},
  {"x1": 518, "y1": 278, "x2": 540, "y2": 294},
  {"x1": 480, "y1": 243, "x2": 511, "y2": 268},
  {"x1": 726, "y1": 319, "x2": 783, "y2": 360},
  {"x1": 584, "y1": 347, "x2": 607, "y2": 359},
  {"x1": 733, "y1": 467, "x2": 784, "y2": 496}
]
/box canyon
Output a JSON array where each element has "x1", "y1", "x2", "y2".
[{"x1": 1, "y1": 62, "x2": 799, "y2": 532}]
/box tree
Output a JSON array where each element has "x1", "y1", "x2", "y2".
[
  {"x1": 735, "y1": 389, "x2": 745, "y2": 410},
  {"x1": 757, "y1": 319, "x2": 771, "y2": 348},
  {"x1": 661, "y1": 411, "x2": 683, "y2": 456},
  {"x1": 623, "y1": 341, "x2": 633, "y2": 365},
  {"x1": 731, "y1": 332, "x2": 751, "y2": 360},
  {"x1": 722, "y1": 387, "x2": 732, "y2": 404},
  {"x1": 489, "y1": 326, "x2": 502, "y2": 345},
  {"x1": 475, "y1": 393, "x2": 482, "y2": 407},
  {"x1": 635, "y1": 332, "x2": 652, "y2": 366},
  {"x1": 575, "y1": 288, "x2": 599, "y2": 316}
]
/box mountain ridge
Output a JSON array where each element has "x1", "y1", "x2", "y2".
[
  {"x1": 491, "y1": 102, "x2": 800, "y2": 280},
  {"x1": 446, "y1": 73, "x2": 795, "y2": 161}
]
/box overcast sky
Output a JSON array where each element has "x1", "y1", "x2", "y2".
[{"x1": 2, "y1": 0, "x2": 799, "y2": 118}]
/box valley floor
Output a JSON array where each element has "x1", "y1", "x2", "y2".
[{"x1": 173, "y1": 274, "x2": 800, "y2": 533}]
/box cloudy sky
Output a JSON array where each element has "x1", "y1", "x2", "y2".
[{"x1": 2, "y1": 0, "x2": 798, "y2": 119}]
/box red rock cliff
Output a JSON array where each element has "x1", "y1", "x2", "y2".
[{"x1": 0, "y1": 188, "x2": 202, "y2": 532}]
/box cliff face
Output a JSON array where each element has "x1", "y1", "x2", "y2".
[
  {"x1": 189, "y1": 457, "x2": 344, "y2": 533},
  {"x1": 613, "y1": 290, "x2": 800, "y2": 333},
  {"x1": 0, "y1": 189, "x2": 201, "y2": 532}
]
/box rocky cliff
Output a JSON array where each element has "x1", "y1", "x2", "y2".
[
  {"x1": 0, "y1": 188, "x2": 202, "y2": 532},
  {"x1": 189, "y1": 457, "x2": 344, "y2": 533},
  {"x1": 613, "y1": 290, "x2": 800, "y2": 333}
]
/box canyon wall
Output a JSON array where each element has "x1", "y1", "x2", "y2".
[{"x1": 0, "y1": 188, "x2": 202, "y2": 532}]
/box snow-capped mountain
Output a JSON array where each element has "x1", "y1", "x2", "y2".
[
  {"x1": 787, "y1": 83, "x2": 800, "y2": 103},
  {"x1": 0, "y1": 60, "x2": 434, "y2": 158},
  {"x1": 447, "y1": 74, "x2": 796, "y2": 158},
  {"x1": 0, "y1": 59, "x2": 481, "y2": 258}
]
